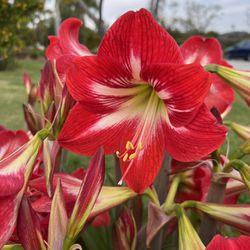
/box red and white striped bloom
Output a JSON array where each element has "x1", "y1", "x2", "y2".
[
  {"x1": 181, "y1": 36, "x2": 235, "y2": 117},
  {"x1": 58, "y1": 9, "x2": 227, "y2": 193}
]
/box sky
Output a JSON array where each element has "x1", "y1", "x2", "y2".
[
  {"x1": 46, "y1": 0, "x2": 250, "y2": 34},
  {"x1": 102, "y1": 0, "x2": 250, "y2": 33}
]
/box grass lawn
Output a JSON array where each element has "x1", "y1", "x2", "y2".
[
  {"x1": 0, "y1": 58, "x2": 249, "y2": 169},
  {"x1": 0, "y1": 58, "x2": 45, "y2": 131}
]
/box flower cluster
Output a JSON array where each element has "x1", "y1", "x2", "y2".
[{"x1": 1, "y1": 8, "x2": 250, "y2": 250}]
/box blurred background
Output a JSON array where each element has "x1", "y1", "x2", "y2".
[{"x1": 1, "y1": 0, "x2": 250, "y2": 70}]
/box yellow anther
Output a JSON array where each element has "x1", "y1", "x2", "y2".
[
  {"x1": 122, "y1": 153, "x2": 129, "y2": 162},
  {"x1": 126, "y1": 141, "x2": 135, "y2": 150},
  {"x1": 138, "y1": 142, "x2": 143, "y2": 150},
  {"x1": 129, "y1": 152, "x2": 137, "y2": 160}
]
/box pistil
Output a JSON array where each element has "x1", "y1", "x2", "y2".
[{"x1": 117, "y1": 86, "x2": 166, "y2": 185}]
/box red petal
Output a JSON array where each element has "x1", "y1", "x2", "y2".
[
  {"x1": 17, "y1": 197, "x2": 44, "y2": 250},
  {"x1": 172, "y1": 161, "x2": 212, "y2": 202},
  {"x1": 165, "y1": 105, "x2": 227, "y2": 162},
  {"x1": 206, "y1": 234, "x2": 250, "y2": 250},
  {"x1": 141, "y1": 63, "x2": 211, "y2": 127},
  {"x1": 0, "y1": 130, "x2": 29, "y2": 196},
  {"x1": 181, "y1": 36, "x2": 223, "y2": 65},
  {"x1": 46, "y1": 36, "x2": 62, "y2": 61},
  {"x1": 91, "y1": 211, "x2": 110, "y2": 227},
  {"x1": 66, "y1": 148, "x2": 105, "y2": 239},
  {"x1": 23, "y1": 72, "x2": 32, "y2": 94},
  {"x1": 0, "y1": 195, "x2": 19, "y2": 248},
  {"x1": 48, "y1": 180, "x2": 68, "y2": 250},
  {"x1": 30, "y1": 172, "x2": 81, "y2": 203},
  {"x1": 119, "y1": 122, "x2": 165, "y2": 193},
  {"x1": 58, "y1": 103, "x2": 139, "y2": 155},
  {"x1": 98, "y1": 9, "x2": 183, "y2": 78},
  {"x1": 205, "y1": 74, "x2": 235, "y2": 115},
  {"x1": 0, "y1": 130, "x2": 28, "y2": 159},
  {"x1": 66, "y1": 56, "x2": 133, "y2": 113},
  {"x1": 46, "y1": 18, "x2": 91, "y2": 60}
]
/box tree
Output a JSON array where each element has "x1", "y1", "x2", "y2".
[
  {"x1": 149, "y1": 0, "x2": 166, "y2": 21},
  {"x1": 177, "y1": 1, "x2": 221, "y2": 33},
  {"x1": 57, "y1": 0, "x2": 106, "y2": 50},
  {"x1": 0, "y1": 0, "x2": 44, "y2": 70}
]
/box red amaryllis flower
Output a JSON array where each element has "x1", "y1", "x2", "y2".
[
  {"x1": 58, "y1": 9, "x2": 227, "y2": 193},
  {"x1": 46, "y1": 18, "x2": 91, "y2": 61},
  {"x1": 181, "y1": 36, "x2": 235, "y2": 117},
  {"x1": 171, "y1": 160, "x2": 212, "y2": 202},
  {"x1": 0, "y1": 129, "x2": 48, "y2": 247},
  {"x1": 206, "y1": 234, "x2": 250, "y2": 250},
  {"x1": 46, "y1": 18, "x2": 92, "y2": 87},
  {"x1": 171, "y1": 156, "x2": 240, "y2": 204}
]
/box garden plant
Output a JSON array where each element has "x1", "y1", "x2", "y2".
[{"x1": 1, "y1": 8, "x2": 250, "y2": 250}]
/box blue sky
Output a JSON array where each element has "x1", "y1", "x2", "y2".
[
  {"x1": 46, "y1": 0, "x2": 250, "y2": 33},
  {"x1": 102, "y1": 0, "x2": 250, "y2": 33}
]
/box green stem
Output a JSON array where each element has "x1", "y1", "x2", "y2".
[
  {"x1": 164, "y1": 175, "x2": 180, "y2": 212},
  {"x1": 211, "y1": 150, "x2": 221, "y2": 173},
  {"x1": 144, "y1": 187, "x2": 160, "y2": 206},
  {"x1": 204, "y1": 64, "x2": 218, "y2": 73},
  {"x1": 223, "y1": 120, "x2": 232, "y2": 126},
  {"x1": 63, "y1": 236, "x2": 73, "y2": 250}
]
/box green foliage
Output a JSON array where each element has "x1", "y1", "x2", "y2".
[{"x1": 0, "y1": 0, "x2": 44, "y2": 70}]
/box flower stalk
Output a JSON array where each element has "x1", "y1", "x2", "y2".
[{"x1": 164, "y1": 175, "x2": 181, "y2": 213}]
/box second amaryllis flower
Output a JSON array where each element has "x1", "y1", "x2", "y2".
[
  {"x1": 58, "y1": 9, "x2": 227, "y2": 193},
  {"x1": 181, "y1": 36, "x2": 235, "y2": 117}
]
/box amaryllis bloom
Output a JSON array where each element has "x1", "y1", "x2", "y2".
[
  {"x1": 0, "y1": 129, "x2": 49, "y2": 248},
  {"x1": 46, "y1": 18, "x2": 91, "y2": 61},
  {"x1": 46, "y1": 18, "x2": 92, "y2": 89},
  {"x1": 171, "y1": 160, "x2": 212, "y2": 202},
  {"x1": 58, "y1": 9, "x2": 227, "y2": 193},
  {"x1": 206, "y1": 234, "x2": 250, "y2": 250},
  {"x1": 181, "y1": 36, "x2": 235, "y2": 117}
]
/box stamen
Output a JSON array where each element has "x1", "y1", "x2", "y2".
[
  {"x1": 129, "y1": 152, "x2": 137, "y2": 160},
  {"x1": 122, "y1": 153, "x2": 129, "y2": 162},
  {"x1": 126, "y1": 141, "x2": 135, "y2": 150}
]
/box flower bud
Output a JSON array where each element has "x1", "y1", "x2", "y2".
[
  {"x1": 231, "y1": 159, "x2": 250, "y2": 191},
  {"x1": 113, "y1": 208, "x2": 137, "y2": 250},
  {"x1": 194, "y1": 201, "x2": 250, "y2": 233},
  {"x1": 205, "y1": 64, "x2": 250, "y2": 106},
  {"x1": 230, "y1": 122, "x2": 250, "y2": 141},
  {"x1": 176, "y1": 205, "x2": 205, "y2": 250}
]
